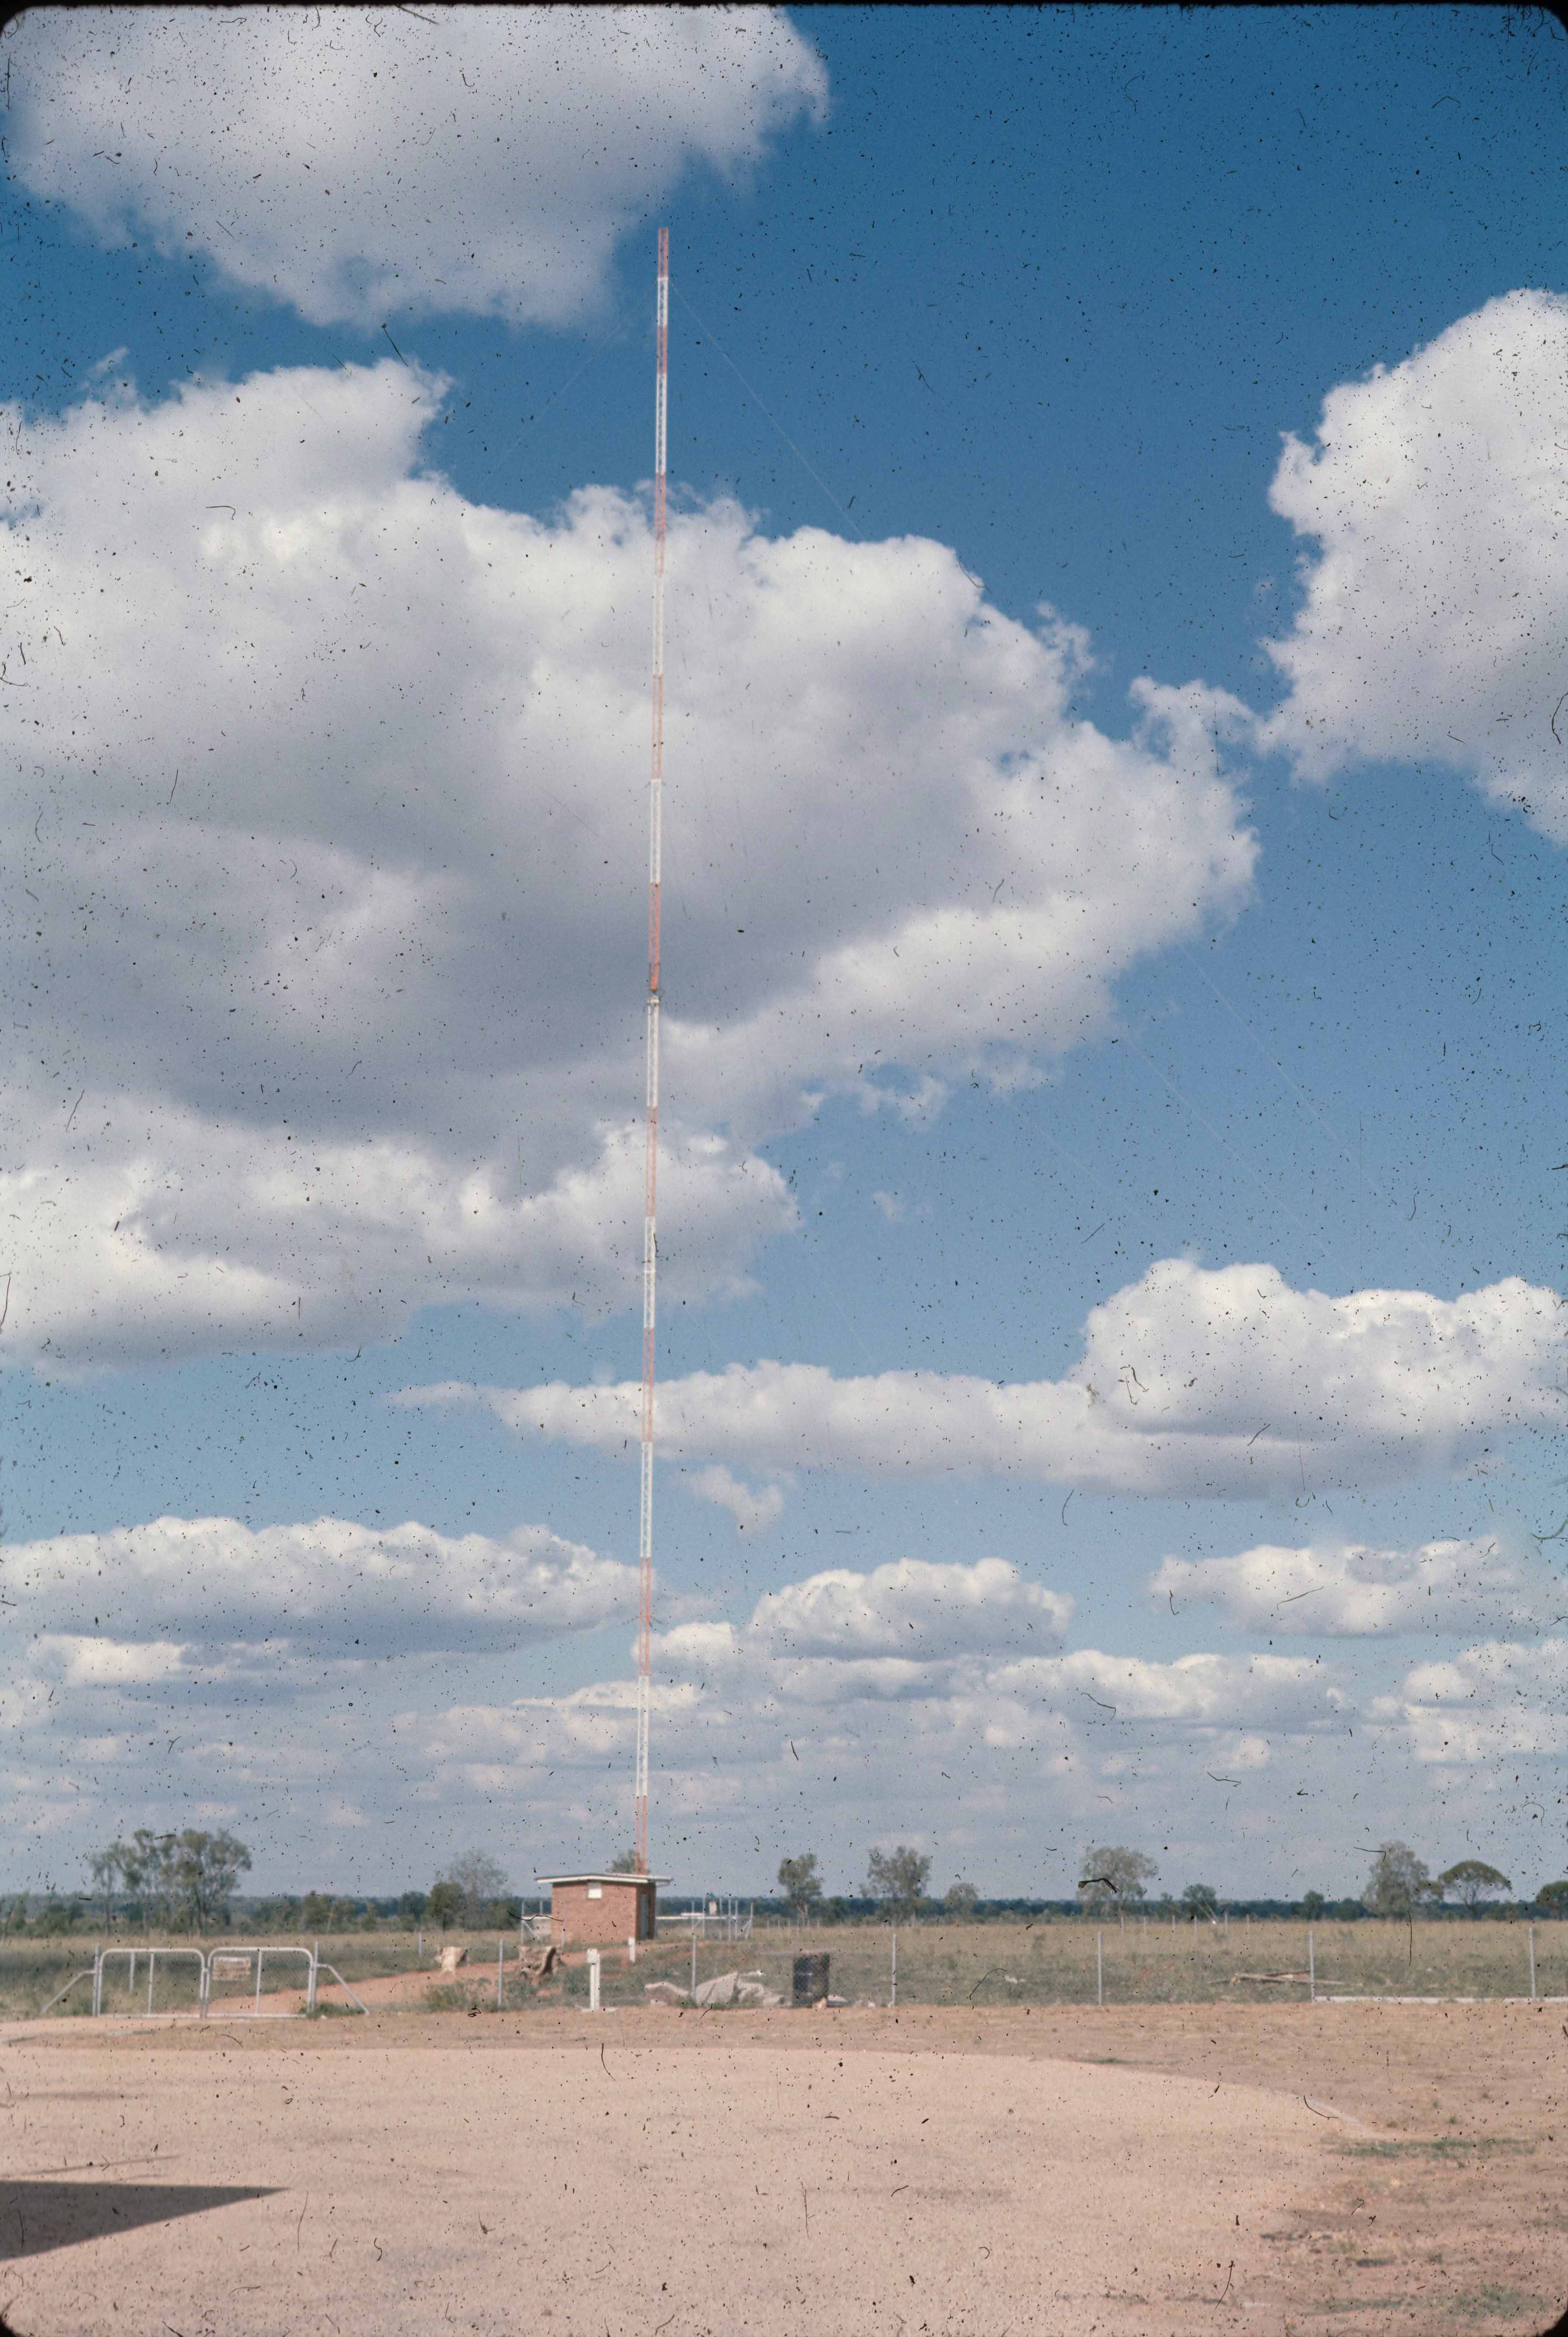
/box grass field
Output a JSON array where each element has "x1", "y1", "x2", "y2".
[
  {"x1": 604, "y1": 1916, "x2": 1564, "y2": 2010},
  {"x1": 3, "y1": 1916, "x2": 1559, "y2": 2020}
]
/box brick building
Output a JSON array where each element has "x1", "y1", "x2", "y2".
[{"x1": 538, "y1": 1871, "x2": 666, "y2": 1946}]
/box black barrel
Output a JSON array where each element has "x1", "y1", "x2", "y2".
[{"x1": 792, "y1": 1951, "x2": 830, "y2": 2007}]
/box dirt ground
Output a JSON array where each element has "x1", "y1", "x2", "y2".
[{"x1": 0, "y1": 2000, "x2": 1562, "y2": 2336}]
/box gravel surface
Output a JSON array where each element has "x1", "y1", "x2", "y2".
[{"x1": 0, "y1": 2002, "x2": 1561, "y2": 2335}]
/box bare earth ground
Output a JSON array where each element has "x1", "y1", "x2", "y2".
[{"x1": 0, "y1": 2001, "x2": 1563, "y2": 2336}]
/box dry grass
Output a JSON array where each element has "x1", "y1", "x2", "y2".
[
  {"x1": 599, "y1": 1916, "x2": 1564, "y2": 2010},
  {"x1": 0, "y1": 1929, "x2": 434, "y2": 2018},
  {"x1": 3, "y1": 1916, "x2": 1558, "y2": 2020}
]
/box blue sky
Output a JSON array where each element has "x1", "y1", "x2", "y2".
[{"x1": 3, "y1": 4, "x2": 1568, "y2": 1903}]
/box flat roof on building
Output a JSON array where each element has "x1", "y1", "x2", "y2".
[{"x1": 535, "y1": 1872, "x2": 670, "y2": 1888}]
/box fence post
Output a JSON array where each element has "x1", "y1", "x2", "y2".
[
  {"x1": 147, "y1": 1949, "x2": 156, "y2": 2016},
  {"x1": 891, "y1": 1926, "x2": 897, "y2": 2009},
  {"x1": 1530, "y1": 1924, "x2": 1537, "y2": 2001},
  {"x1": 586, "y1": 1947, "x2": 601, "y2": 2014},
  {"x1": 1097, "y1": 1930, "x2": 1103, "y2": 2007},
  {"x1": 307, "y1": 1942, "x2": 318, "y2": 2015},
  {"x1": 496, "y1": 1934, "x2": 504, "y2": 2012},
  {"x1": 690, "y1": 1923, "x2": 697, "y2": 2000},
  {"x1": 1308, "y1": 1926, "x2": 1315, "y2": 2003},
  {"x1": 92, "y1": 1946, "x2": 103, "y2": 2018}
]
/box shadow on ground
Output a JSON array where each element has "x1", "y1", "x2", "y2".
[{"x1": 0, "y1": 2181, "x2": 278, "y2": 2259}]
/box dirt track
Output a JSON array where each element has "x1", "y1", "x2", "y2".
[{"x1": 1, "y1": 2002, "x2": 1562, "y2": 2335}]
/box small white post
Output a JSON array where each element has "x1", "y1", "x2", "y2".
[
  {"x1": 255, "y1": 1950, "x2": 264, "y2": 2015},
  {"x1": 92, "y1": 1947, "x2": 103, "y2": 2018},
  {"x1": 497, "y1": 1934, "x2": 504, "y2": 2011},
  {"x1": 128, "y1": 1948, "x2": 137, "y2": 1999},
  {"x1": 891, "y1": 1926, "x2": 898, "y2": 2009},
  {"x1": 307, "y1": 1942, "x2": 318, "y2": 2015},
  {"x1": 690, "y1": 1921, "x2": 697, "y2": 1999},
  {"x1": 1097, "y1": 1930, "x2": 1103, "y2": 2007},
  {"x1": 1530, "y1": 1924, "x2": 1537, "y2": 2001},
  {"x1": 1308, "y1": 1926, "x2": 1315, "y2": 2003},
  {"x1": 417, "y1": 1926, "x2": 423, "y2": 1963},
  {"x1": 147, "y1": 1949, "x2": 156, "y2": 2016},
  {"x1": 586, "y1": 1947, "x2": 601, "y2": 2013}
]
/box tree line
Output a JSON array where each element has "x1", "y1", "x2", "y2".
[
  {"x1": 0, "y1": 1839, "x2": 520, "y2": 1939},
  {"x1": 1, "y1": 1832, "x2": 1549, "y2": 1940},
  {"x1": 771, "y1": 1841, "x2": 1560, "y2": 1922}
]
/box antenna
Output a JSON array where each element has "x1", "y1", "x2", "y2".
[{"x1": 635, "y1": 226, "x2": 669, "y2": 1874}]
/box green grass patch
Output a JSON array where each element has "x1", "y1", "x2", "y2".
[{"x1": 1342, "y1": 2138, "x2": 1537, "y2": 2159}]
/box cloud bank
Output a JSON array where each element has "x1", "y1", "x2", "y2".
[
  {"x1": 409, "y1": 1258, "x2": 1567, "y2": 1497},
  {"x1": 10, "y1": 1524, "x2": 1547, "y2": 1890},
  {"x1": 0, "y1": 1512, "x2": 638, "y2": 1673},
  {"x1": 3, "y1": 6, "x2": 828, "y2": 327}
]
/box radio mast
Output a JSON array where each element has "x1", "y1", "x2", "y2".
[{"x1": 634, "y1": 227, "x2": 669, "y2": 1874}]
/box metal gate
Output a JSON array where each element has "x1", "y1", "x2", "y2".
[{"x1": 41, "y1": 1942, "x2": 368, "y2": 2019}]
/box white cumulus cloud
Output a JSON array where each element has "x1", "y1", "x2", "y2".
[
  {"x1": 1153, "y1": 1535, "x2": 1553, "y2": 1637},
  {"x1": 0, "y1": 357, "x2": 1254, "y2": 1367},
  {"x1": 2, "y1": 6, "x2": 829, "y2": 328},
  {"x1": 1388, "y1": 1638, "x2": 1568, "y2": 1764},
  {"x1": 409, "y1": 1259, "x2": 1567, "y2": 1498},
  {"x1": 683, "y1": 1466, "x2": 786, "y2": 1535},
  {"x1": 1261, "y1": 289, "x2": 1568, "y2": 841},
  {"x1": 0, "y1": 1512, "x2": 638, "y2": 1666}
]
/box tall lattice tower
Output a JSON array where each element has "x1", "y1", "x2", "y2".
[{"x1": 633, "y1": 227, "x2": 669, "y2": 1874}]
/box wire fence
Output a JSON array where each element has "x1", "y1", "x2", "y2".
[
  {"x1": 4, "y1": 1917, "x2": 1560, "y2": 2019},
  {"x1": 565, "y1": 1917, "x2": 1568, "y2": 2011}
]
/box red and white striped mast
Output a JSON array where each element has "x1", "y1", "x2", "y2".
[{"x1": 634, "y1": 227, "x2": 669, "y2": 1874}]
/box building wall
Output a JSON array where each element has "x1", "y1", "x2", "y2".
[{"x1": 552, "y1": 1881, "x2": 656, "y2": 1945}]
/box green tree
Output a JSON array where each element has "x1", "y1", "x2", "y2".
[
  {"x1": 608, "y1": 1849, "x2": 641, "y2": 1874},
  {"x1": 87, "y1": 1844, "x2": 128, "y2": 1928},
  {"x1": 1437, "y1": 1860, "x2": 1512, "y2": 1916},
  {"x1": 866, "y1": 1845, "x2": 931, "y2": 1918},
  {"x1": 427, "y1": 1880, "x2": 463, "y2": 1932},
  {"x1": 1300, "y1": 1890, "x2": 1326, "y2": 1921},
  {"x1": 397, "y1": 1890, "x2": 428, "y2": 1923},
  {"x1": 300, "y1": 1891, "x2": 333, "y2": 1931},
  {"x1": 1077, "y1": 1847, "x2": 1158, "y2": 1913},
  {"x1": 1180, "y1": 1881, "x2": 1219, "y2": 1921},
  {"x1": 172, "y1": 1830, "x2": 251, "y2": 1931},
  {"x1": 777, "y1": 1853, "x2": 823, "y2": 1918},
  {"x1": 120, "y1": 1832, "x2": 180, "y2": 1931},
  {"x1": 435, "y1": 1849, "x2": 509, "y2": 1926},
  {"x1": 1535, "y1": 1879, "x2": 1568, "y2": 1916},
  {"x1": 944, "y1": 1879, "x2": 980, "y2": 1920},
  {"x1": 1363, "y1": 1842, "x2": 1432, "y2": 1920}
]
